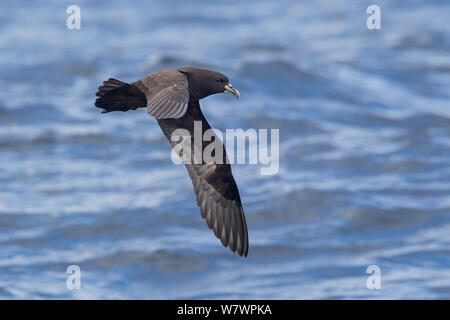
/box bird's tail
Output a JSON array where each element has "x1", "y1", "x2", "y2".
[{"x1": 95, "y1": 78, "x2": 147, "y2": 113}]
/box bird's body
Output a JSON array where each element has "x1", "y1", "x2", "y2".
[{"x1": 95, "y1": 67, "x2": 248, "y2": 257}]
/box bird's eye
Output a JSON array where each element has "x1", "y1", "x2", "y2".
[{"x1": 216, "y1": 78, "x2": 223, "y2": 83}]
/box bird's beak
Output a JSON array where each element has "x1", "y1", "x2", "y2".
[{"x1": 224, "y1": 83, "x2": 240, "y2": 99}]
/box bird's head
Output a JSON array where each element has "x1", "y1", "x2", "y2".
[{"x1": 178, "y1": 67, "x2": 240, "y2": 100}]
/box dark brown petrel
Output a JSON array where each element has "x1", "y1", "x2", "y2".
[{"x1": 95, "y1": 67, "x2": 248, "y2": 257}]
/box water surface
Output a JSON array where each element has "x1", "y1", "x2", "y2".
[{"x1": 0, "y1": 0, "x2": 449, "y2": 299}]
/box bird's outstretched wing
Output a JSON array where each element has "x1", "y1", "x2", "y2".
[
  {"x1": 134, "y1": 69, "x2": 189, "y2": 119},
  {"x1": 157, "y1": 100, "x2": 249, "y2": 257}
]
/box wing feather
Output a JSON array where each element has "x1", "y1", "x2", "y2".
[
  {"x1": 157, "y1": 100, "x2": 249, "y2": 257},
  {"x1": 134, "y1": 69, "x2": 189, "y2": 119}
]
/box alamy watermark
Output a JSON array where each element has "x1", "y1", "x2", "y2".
[
  {"x1": 366, "y1": 265, "x2": 381, "y2": 290},
  {"x1": 66, "y1": 5, "x2": 81, "y2": 30},
  {"x1": 367, "y1": 5, "x2": 381, "y2": 30},
  {"x1": 66, "y1": 265, "x2": 81, "y2": 290},
  {"x1": 170, "y1": 121, "x2": 279, "y2": 175}
]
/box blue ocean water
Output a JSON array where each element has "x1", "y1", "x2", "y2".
[{"x1": 0, "y1": 0, "x2": 449, "y2": 299}]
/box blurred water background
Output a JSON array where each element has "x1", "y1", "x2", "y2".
[{"x1": 0, "y1": 0, "x2": 449, "y2": 299}]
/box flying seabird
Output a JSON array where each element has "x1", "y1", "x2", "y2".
[{"x1": 95, "y1": 67, "x2": 248, "y2": 257}]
